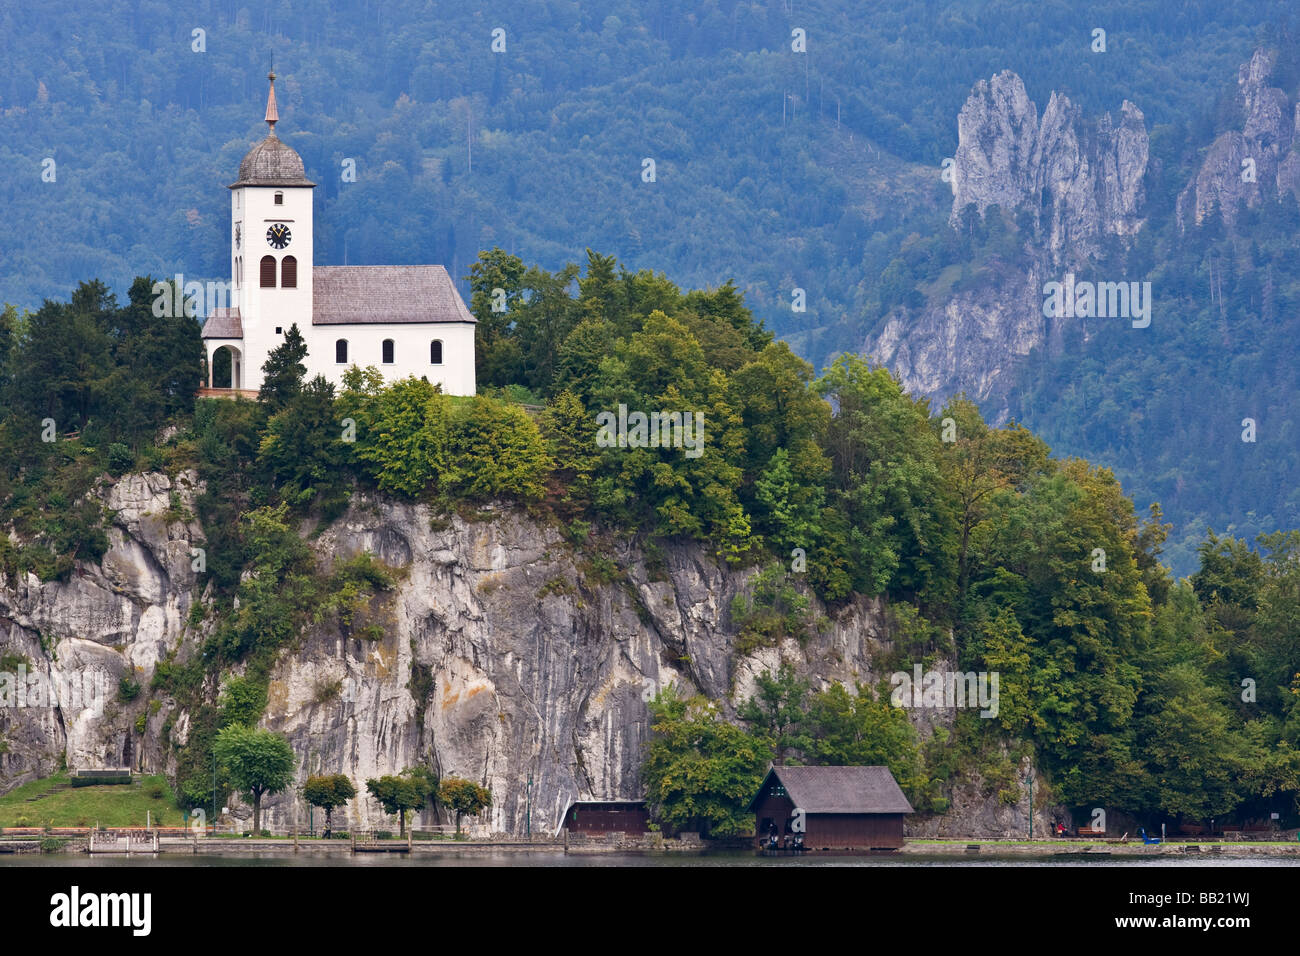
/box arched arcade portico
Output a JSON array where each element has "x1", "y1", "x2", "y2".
[{"x1": 205, "y1": 341, "x2": 243, "y2": 390}]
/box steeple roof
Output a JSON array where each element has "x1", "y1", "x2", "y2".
[{"x1": 229, "y1": 71, "x2": 315, "y2": 188}]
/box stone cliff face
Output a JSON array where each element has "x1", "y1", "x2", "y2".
[
  {"x1": 1178, "y1": 48, "x2": 1300, "y2": 228},
  {"x1": 867, "y1": 260, "x2": 1044, "y2": 424},
  {"x1": 247, "y1": 495, "x2": 900, "y2": 835},
  {"x1": 0, "y1": 473, "x2": 1043, "y2": 838},
  {"x1": 866, "y1": 70, "x2": 1150, "y2": 421},
  {"x1": 875, "y1": 47, "x2": 1294, "y2": 420},
  {"x1": 0, "y1": 472, "x2": 203, "y2": 778},
  {"x1": 949, "y1": 71, "x2": 1148, "y2": 265}
]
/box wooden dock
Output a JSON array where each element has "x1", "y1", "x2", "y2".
[{"x1": 351, "y1": 830, "x2": 412, "y2": 853}]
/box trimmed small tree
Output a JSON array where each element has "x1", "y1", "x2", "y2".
[
  {"x1": 212, "y1": 725, "x2": 297, "y2": 833},
  {"x1": 365, "y1": 768, "x2": 430, "y2": 837},
  {"x1": 438, "y1": 777, "x2": 492, "y2": 837},
  {"x1": 302, "y1": 774, "x2": 356, "y2": 837}
]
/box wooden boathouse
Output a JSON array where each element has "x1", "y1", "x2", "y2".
[
  {"x1": 748, "y1": 765, "x2": 913, "y2": 851},
  {"x1": 558, "y1": 799, "x2": 650, "y2": 836}
]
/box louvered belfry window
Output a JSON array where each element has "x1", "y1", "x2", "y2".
[
  {"x1": 281, "y1": 255, "x2": 297, "y2": 288},
  {"x1": 260, "y1": 255, "x2": 276, "y2": 288}
]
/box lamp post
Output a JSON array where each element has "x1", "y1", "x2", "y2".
[
  {"x1": 526, "y1": 774, "x2": 532, "y2": 839},
  {"x1": 212, "y1": 749, "x2": 217, "y2": 834},
  {"x1": 1026, "y1": 773, "x2": 1033, "y2": 841}
]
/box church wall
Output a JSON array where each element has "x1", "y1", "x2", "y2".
[{"x1": 302, "y1": 321, "x2": 476, "y2": 396}]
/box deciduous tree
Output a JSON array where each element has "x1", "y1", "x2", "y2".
[{"x1": 213, "y1": 725, "x2": 296, "y2": 833}]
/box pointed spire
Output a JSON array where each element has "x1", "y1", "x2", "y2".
[{"x1": 264, "y1": 70, "x2": 279, "y2": 131}]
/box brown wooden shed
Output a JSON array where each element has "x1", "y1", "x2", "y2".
[
  {"x1": 559, "y1": 799, "x2": 650, "y2": 836},
  {"x1": 748, "y1": 765, "x2": 914, "y2": 850}
]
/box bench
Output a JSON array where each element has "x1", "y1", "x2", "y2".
[{"x1": 1076, "y1": 826, "x2": 1106, "y2": 837}]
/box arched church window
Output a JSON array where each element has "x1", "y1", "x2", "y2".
[
  {"x1": 274, "y1": 191, "x2": 284, "y2": 205},
  {"x1": 282, "y1": 256, "x2": 297, "y2": 288},
  {"x1": 382, "y1": 339, "x2": 395, "y2": 364},
  {"x1": 430, "y1": 340, "x2": 443, "y2": 364},
  {"x1": 336, "y1": 339, "x2": 348, "y2": 364},
  {"x1": 260, "y1": 256, "x2": 277, "y2": 288}
]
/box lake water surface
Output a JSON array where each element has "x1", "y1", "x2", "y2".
[{"x1": 2, "y1": 851, "x2": 1296, "y2": 867}]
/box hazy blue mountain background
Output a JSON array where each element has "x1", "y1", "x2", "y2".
[{"x1": 0, "y1": 0, "x2": 1296, "y2": 573}]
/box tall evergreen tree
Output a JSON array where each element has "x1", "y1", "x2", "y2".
[{"x1": 259, "y1": 323, "x2": 308, "y2": 411}]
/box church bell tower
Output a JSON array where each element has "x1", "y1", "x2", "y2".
[{"x1": 229, "y1": 71, "x2": 316, "y2": 391}]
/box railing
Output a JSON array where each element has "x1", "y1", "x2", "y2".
[{"x1": 88, "y1": 829, "x2": 160, "y2": 853}]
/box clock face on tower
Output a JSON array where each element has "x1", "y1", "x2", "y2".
[
  {"x1": 266, "y1": 223, "x2": 292, "y2": 249},
  {"x1": 234, "y1": 222, "x2": 241, "y2": 249}
]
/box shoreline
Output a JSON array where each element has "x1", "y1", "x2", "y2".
[{"x1": 4, "y1": 835, "x2": 1299, "y2": 859}]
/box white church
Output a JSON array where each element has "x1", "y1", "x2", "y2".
[{"x1": 202, "y1": 73, "x2": 476, "y2": 396}]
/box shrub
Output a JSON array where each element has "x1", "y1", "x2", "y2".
[
  {"x1": 441, "y1": 395, "x2": 552, "y2": 502},
  {"x1": 729, "y1": 562, "x2": 812, "y2": 654},
  {"x1": 581, "y1": 555, "x2": 622, "y2": 584},
  {"x1": 537, "y1": 577, "x2": 575, "y2": 599},
  {"x1": 107, "y1": 443, "x2": 134, "y2": 475},
  {"x1": 218, "y1": 674, "x2": 268, "y2": 728},
  {"x1": 313, "y1": 679, "x2": 342, "y2": 704},
  {"x1": 118, "y1": 676, "x2": 141, "y2": 701}
]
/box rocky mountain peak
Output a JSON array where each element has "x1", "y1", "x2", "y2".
[
  {"x1": 863, "y1": 72, "x2": 1151, "y2": 422},
  {"x1": 1179, "y1": 46, "x2": 1300, "y2": 228},
  {"x1": 951, "y1": 71, "x2": 1040, "y2": 218},
  {"x1": 950, "y1": 71, "x2": 1148, "y2": 265}
]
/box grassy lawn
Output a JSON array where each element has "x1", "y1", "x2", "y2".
[{"x1": 0, "y1": 773, "x2": 181, "y2": 828}]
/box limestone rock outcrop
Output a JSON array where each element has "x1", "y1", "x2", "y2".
[
  {"x1": 949, "y1": 70, "x2": 1148, "y2": 265},
  {"x1": 1178, "y1": 48, "x2": 1300, "y2": 228},
  {"x1": 870, "y1": 70, "x2": 1149, "y2": 419},
  {"x1": 0, "y1": 472, "x2": 1034, "y2": 838}
]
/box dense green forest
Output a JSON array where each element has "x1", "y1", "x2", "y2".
[
  {"x1": 0, "y1": 0, "x2": 1278, "y2": 340},
  {"x1": 1, "y1": 252, "x2": 1296, "y2": 830},
  {"x1": 1008, "y1": 121, "x2": 1300, "y2": 575}
]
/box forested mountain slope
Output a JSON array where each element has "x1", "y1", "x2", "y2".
[
  {"x1": 862, "y1": 40, "x2": 1300, "y2": 573},
  {"x1": 1, "y1": 2, "x2": 1294, "y2": 570},
  {"x1": 0, "y1": 0, "x2": 1278, "y2": 349},
  {"x1": 2, "y1": 254, "x2": 1298, "y2": 833}
]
